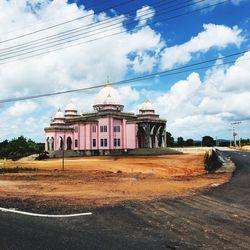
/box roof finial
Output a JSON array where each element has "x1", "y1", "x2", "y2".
[
  {"x1": 57, "y1": 107, "x2": 61, "y2": 112},
  {"x1": 144, "y1": 99, "x2": 150, "y2": 103},
  {"x1": 106, "y1": 76, "x2": 110, "y2": 86}
]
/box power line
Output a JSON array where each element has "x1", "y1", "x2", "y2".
[
  {"x1": 0, "y1": 0, "x2": 181, "y2": 54},
  {"x1": 0, "y1": 0, "x2": 190, "y2": 55},
  {"x1": 0, "y1": 0, "x2": 136, "y2": 44},
  {"x1": 0, "y1": 0, "x2": 114, "y2": 38},
  {"x1": 0, "y1": 0, "x2": 202, "y2": 61},
  {"x1": 0, "y1": 0, "x2": 230, "y2": 65},
  {"x1": 0, "y1": 49, "x2": 248, "y2": 104}
]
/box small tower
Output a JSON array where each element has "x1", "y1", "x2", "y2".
[
  {"x1": 138, "y1": 99, "x2": 159, "y2": 119},
  {"x1": 51, "y1": 108, "x2": 65, "y2": 126},
  {"x1": 65, "y1": 101, "x2": 78, "y2": 118}
]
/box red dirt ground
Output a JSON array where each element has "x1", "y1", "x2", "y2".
[{"x1": 0, "y1": 154, "x2": 231, "y2": 208}]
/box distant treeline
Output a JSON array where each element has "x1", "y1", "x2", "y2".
[
  {"x1": 166, "y1": 132, "x2": 250, "y2": 147},
  {"x1": 0, "y1": 136, "x2": 44, "y2": 160}
]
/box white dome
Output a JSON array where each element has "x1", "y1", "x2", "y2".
[
  {"x1": 140, "y1": 99, "x2": 154, "y2": 111},
  {"x1": 54, "y1": 109, "x2": 64, "y2": 119},
  {"x1": 65, "y1": 101, "x2": 77, "y2": 111},
  {"x1": 95, "y1": 83, "x2": 121, "y2": 105}
]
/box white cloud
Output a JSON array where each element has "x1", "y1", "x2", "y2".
[
  {"x1": 117, "y1": 86, "x2": 140, "y2": 105},
  {"x1": 161, "y1": 24, "x2": 244, "y2": 70},
  {"x1": 154, "y1": 51, "x2": 250, "y2": 139},
  {"x1": 0, "y1": 0, "x2": 164, "y2": 140},
  {"x1": 132, "y1": 53, "x2": 157, "y2": 73},
  {"x1": 6, "y1": 101, "x2": 38, "y2": 117},
  {"x1": 135, "y1": 5, "x2": 155, "y2": 26},
  {"x1": 0, "y1": 1, "x2": 248, "y2": 141},
  {"x1": 193, "y1": 0, "x2": 246, "y2": 8}
]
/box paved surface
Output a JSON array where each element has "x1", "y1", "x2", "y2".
[{"x1": 0, "y1": 149, "x2": 249, "y2": 250}]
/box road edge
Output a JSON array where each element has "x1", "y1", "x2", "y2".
[{"x1": 214, "y1": 148, "x2": 236, "y2": 173}]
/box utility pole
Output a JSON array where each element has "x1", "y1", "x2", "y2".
[
  {"x1": 228, "y1": 129, "x2": 232, "y2": 147},
  {"x1": 62, "y1": 133, "x2": 65, "y2": 171},
  {"x1": 238, "y1": 121, "x2": 242, "y2": 148},
  {"x1": 231, "y1": 121, "x2": 241, "y2": 148}
]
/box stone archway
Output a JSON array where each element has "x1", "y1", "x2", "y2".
[
  {"x1": 59, "y1": 136, "x2": 64, "y2": 150},
  {"x1": 46, "y1": 137, "x2": 50, "y2": 151},
  {"x1": 137, "y1": 126, "x2": 147, "y2": 148},
  {"x1": 50, "y1": 137, "x2": 54, "y2": 151},
  {"x1": 66, "y1": 137, "x2": 72, "y2": 150},
  {"x1": 157, "y1": 125, "x2": 165, "y2": 147}
]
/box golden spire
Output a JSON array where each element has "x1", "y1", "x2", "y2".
[
  {"x1": 57, "y1": 108, "x2": 61, "y2": 112},
  {"x1": 106, "y1": 76, "x2": 110, "y2": 87},
  {"x1": 144, "y1": 99, "x2": 150, "y2": 103}
]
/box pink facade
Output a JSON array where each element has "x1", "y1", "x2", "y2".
[{"x1": 45, "y1": 84, "x2": 166, "y2": 153}]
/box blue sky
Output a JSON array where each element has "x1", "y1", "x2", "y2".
[{"x1": 0, "y1": 0, "x2": 249, "y2": 142}]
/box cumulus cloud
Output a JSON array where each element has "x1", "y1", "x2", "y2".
[
  {"x1": 135, "y1": 5, "x2": 155, "y2": 26},
  {"x1": 154, "y1": 51, "x2": 250, "y2": 139},
  {"x1": 0, "y1": 1, "x2": 248, "y2": 141},
  {"x1": 161, "y1": 24, "x2": 244, "y2": 70},
  {"x1": 6, "y1": 101, "x2": 38, "y2": 117},
  {"x1": 0, "y1": 0, "x2": 163, "y2": 140},
  {"x1": 193, "y1": 0, "x2": 246, "y2": 8}
]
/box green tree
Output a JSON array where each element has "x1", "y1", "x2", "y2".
[
  {"x1": 0, "y1": 136, "x2": 44, "y2": 160},
  {"x1": 185, "y1": 139, "x2": 194, "y2": 146},
  {"x1": 177, "y1": 137, "x2": 184, "y2": 146},
  {"x1": 0, "y1": 140, "x2": 9, "y2": 158},
  {"x1": 166, "y1": 132, "x2": 174, "y2": 147},
  {"x1": 202, "y1": 136, "x2": 215, "y2": 147}
]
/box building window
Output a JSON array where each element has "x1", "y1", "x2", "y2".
[
  {"x1": 113, "y1": 126, "x2": 120, "y2": 132},
  {"x1": 75, "y1": 139, "x2": 78, "y2": 148},
  {"x1": 100, "y1": 138, "x2": 108, "y2": 147},
  {"x1": 100, "y1": 125, "x2": 107, "y2": 132},
  {"x1": 92, "y1": 126, "x2": 96, "y2": 133},
  {"x1": 74, "y1": 126, "x2": 78, "y2": 133},
  {"x1": 114, "y1": 138, "x2": 121, "y2": 147},
  {"x1": 93, "y1": 139, "x2": 96, "y2": 147}
]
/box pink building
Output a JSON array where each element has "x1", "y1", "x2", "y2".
[{"x1": 44, "y1": 82, "x2": 166, "y2": 156}]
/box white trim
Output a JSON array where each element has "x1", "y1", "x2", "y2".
[{"x1": 0, "y1": 207, "x2": 92, "y2": 218}]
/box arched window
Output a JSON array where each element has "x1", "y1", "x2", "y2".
[
  {"x1": 50, "y1": 137, "x2": 54, "y2": 151},
  {"x1": 59, "y1": 137, "x2": 64, "y2": 150},
  {"x1": 66, "y1": 137, "x2": 72, "y2": 150},
  {"x1": 46, "y1": 137, "x2": 50, "y2": 151}
]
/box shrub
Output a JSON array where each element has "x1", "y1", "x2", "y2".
[
  {"x1": 0, "y1": 166, "x2": 38, "y2": 173},
  {"x1": 204, "y1": 150, "x2": 222, "y2": 173},
  {"x1": 35, "y1": 151, "x2": 50, "y2": 160}
]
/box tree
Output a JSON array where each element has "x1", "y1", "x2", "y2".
[
  {"x1": 0, "y1": 140, "x2": 9, "y2": 158},
  {"x1": 177, "y1": 137, "x2": 184, "y2": 146},
  {"x1": 185, "y1": 139, "x2": 194, "y2": 146},
  {"x1": 166, "y1": 132, "x2": 174, "y2": 147},
  {"x1": 0, "y1": 136, "x2": 44, "y2": 160},
  {"x1": 202, "y1": 136, "x2": 215, "y2": 147}
]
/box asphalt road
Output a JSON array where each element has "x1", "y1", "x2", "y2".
[{"x1": 0, "y1": 149, "x2": 249, "y2": 250}]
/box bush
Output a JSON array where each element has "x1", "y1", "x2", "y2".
[
  {"x1": 0, "y1": 166, "x2": 38, "y2": 173},
  {"x1": 35, "y1": 151, "x2": 50, "y2": 160},
  {"x1": 204, "y1": 150, "x2": 222, "y2": 173}
]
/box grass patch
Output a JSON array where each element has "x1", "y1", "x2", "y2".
[{"x1": 0, "y1": 166, "x2": 38, "y2": 173}]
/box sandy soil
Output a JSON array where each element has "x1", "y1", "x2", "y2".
[
  {"x1": 242, "y1": 145, "x2": 250, "y2": 151},
  {"x1": 0, "y1": 154, "x2": 231, "y2": 208}
]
